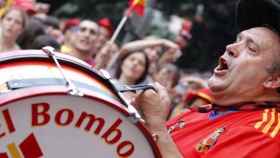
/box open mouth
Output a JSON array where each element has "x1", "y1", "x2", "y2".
[
  {"x1": 79, "y1": 39, "x2": 90, "y2": 46},
  {"x1": 214, "y1": 57, "x2": 229, "y2": 75},
  {"x1": 217, "y1": 58, "x2": 228, "y2": 71}
]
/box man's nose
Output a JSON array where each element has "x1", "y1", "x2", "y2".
[
  {"x1": 83, "y1": 30, "x2": 91, "y2": 37},
  {"x1": 225, "y1": 42, "x2": 242, "y2": 57}
]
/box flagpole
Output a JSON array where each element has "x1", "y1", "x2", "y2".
[
  {"x1": 109, "y1": 2, "x2": 138, "y2": 43},
  {"x1": 109, "y1": 15, "x2": 129, "y2": 43}
]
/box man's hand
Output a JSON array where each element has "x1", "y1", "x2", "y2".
[
  {"x1": 133, "y1": 82, "x2": 183, "y2": 158},
  {"x1": 134, "y1": 83, "x2": 171, "y2": 128},
  {"x1": 160, "y1": 39, "x2": 180, "y2": 50},
  {"x1": 95, "y1": 42, "x2": 119, "y2": 70}
]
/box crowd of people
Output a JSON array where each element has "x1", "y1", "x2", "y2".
[
  {"x1": 0, "y1": 0, "x2": 211, "y2": 121},
  {"x1": 2, "y1": 0, "x2": 280, "y2": 157}
]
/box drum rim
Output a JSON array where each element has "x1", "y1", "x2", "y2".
[
  {"x1": 0, "y1": 86, "x2": 162, "y2": 158},
  {"x1": 0, "y1": 50, "x2": 127, "y2": 105}
]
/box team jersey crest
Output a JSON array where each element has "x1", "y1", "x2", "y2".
[{"x1": 196, "y1": 127, "x2": 225, "y2": 153}]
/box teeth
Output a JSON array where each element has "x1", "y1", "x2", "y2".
[{"x1": 217, "y1": 58, "x2": 228, "y2": 70}]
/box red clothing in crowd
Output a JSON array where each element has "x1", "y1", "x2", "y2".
[{"x1": 167, "y1": 107, "x2": 280, "y2": 158}]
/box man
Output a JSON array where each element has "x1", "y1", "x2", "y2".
[
  {"x1": 135, "y1": 0, "x2": 280, "y2": 157},
  {"x1": 95, "y1": 18, "x2": 113, "y2": 52},
  {"x1": 60, "y1": 18, "x2": 80, "y2": 54},
  {"x1": 67, "y1": 19, "x2": 98, "y2": 66}
]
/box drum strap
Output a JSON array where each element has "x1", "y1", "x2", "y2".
[{"x1": 6, "y1": 78, "x2": 99, "y2": 93}]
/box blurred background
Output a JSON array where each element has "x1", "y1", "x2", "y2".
[
  {"x1": 0, "y1": 0, "x2": 240, "y2": 119},
  {"x1": 39, "y1": 0, "x2": 238, "y2": 72}
]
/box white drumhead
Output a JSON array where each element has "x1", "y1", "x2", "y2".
[{"x1": 0, "y1": 94, "x2": 158, "y2": 157}]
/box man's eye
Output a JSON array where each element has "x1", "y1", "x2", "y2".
[
  {"x1": 247, "y1": 45, "x2": 258, "y2": 55},
  {"x1": 80, "y1": 27, "x2": 86, "y2": 32},
  {"x1": 248, "y1": 47, "x2": 256, "y2": 52},
  {"x1": 248, "y1": 42, "x2": 257, "y2": 52},
  {"x1": 90, "y1": 30, "x2": 96, "y2": 35}
]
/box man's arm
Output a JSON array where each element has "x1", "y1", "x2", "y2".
[
  {"x1": 147, "y1": 124, "x2": 183, "y2": 158},
  {"x1": 134, "y1": 83, "x2": 183, "y2": 158},
  {"x1": 121, "y1": 39, "x2": 179, "y2": 53}
]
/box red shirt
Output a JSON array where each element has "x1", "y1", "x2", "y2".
[{"x1": 167, "y1": 107, "x2": 280, "y2": 158}]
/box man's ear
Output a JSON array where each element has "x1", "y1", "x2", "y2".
[{"x1": 263, "y1": 75, "x2": 280, "y2": 89}]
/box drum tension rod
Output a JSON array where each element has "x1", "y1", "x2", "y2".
[
  {"x1": 99, "y1": 69, "x2": 143, "y2": 124},
  {"x1": 42, "y1": 46, "x2": 84, "y2": 96}
]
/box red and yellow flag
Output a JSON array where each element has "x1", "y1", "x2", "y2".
[{"x1": 128, "y1": 0, "x2": 145, "y2": 16}]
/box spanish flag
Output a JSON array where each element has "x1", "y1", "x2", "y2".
[{"x1": 129, "y1": 0, "x2": 145, "y2": 16}]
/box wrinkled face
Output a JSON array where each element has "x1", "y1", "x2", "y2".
[
  {"x1": 73, "y1": 20, "x2": 98, "y2": 53},
  {"x1": 208, "y1": 27, "x2": 280, "y2": 103},
  {"x1": 1, "y1": 9, "x2": 24, "y2": 41},
  {"x1": 121, "y1": 52, "x2": 146, "y2": 83}
]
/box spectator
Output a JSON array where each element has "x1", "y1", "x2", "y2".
[
  {"x1": 95, "y1": 18, "x2": 113, "y2": 51},
  {"x1": 153, "y1": 63, "x2": 180, "y2": 92},
  {"x1": 94, "y1": 42, "x2": 119, "y2": 70},
  {"x1": 112, "y1": 49, "x2": 150, "y2": 105},
  {"x1": 169, "y1": 88, "x2": 213, "y2": 119},
  {"x1": 40, "y1": 16, "x2": 64, "y2": 44},
  {"x1": 119, "y1": 38, "x2": 180, "y2": 74},
  {"x1": 66, "y1": 19, "x2": 99, "y2": 66},
  {"x1": 60, "y1": 18, "x2": 80, "y2": 54},
  {"x1": 30, "y1": 34, "x2": 60, "y2": 50},
  {"x1": 17, "y1": 17, "x2": 45, "y2": 49},
  {"x1": 114, "y1": 50, "x2": 150, "y2": 85},
  {"x1": 0, "y1": 7, "x2": 27, "y2": 52},
  {"x1": 172, "y1": 74, "x2": 207, "y2": 110}
]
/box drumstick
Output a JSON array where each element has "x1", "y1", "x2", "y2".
[
  {"x1": 99, "y1": 69, "x2": 144, "y2": 121},
  {"x1": 119, "y1": 84, "x2": 156, "y2": 93}
]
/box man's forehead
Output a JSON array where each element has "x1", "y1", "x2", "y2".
[
  {"x1": 80, "y1": 20, "x2": 98, "y2": 30},
  {"x1": 239, "y1": 27, "x2": 280, "y2": 47},
  {"x1": 241, "y1": 27, "x2": 279, "y2": 39}
]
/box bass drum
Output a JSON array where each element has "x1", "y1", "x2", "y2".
[{"x1": 0, "y1": 50, "x2": 161, "y2": 158}]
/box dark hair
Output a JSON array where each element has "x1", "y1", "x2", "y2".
[
  {"x1": 31, "y1": 34, "x2": 60, "y2": 50},
  {"x1": 17, "y1": 18, "x2": 46, "y2": 49},
  {"x1": 263, "y1": 24, "x2": 280, "y2": 37},
  {"x1": 115, "y1": 50, "x2": 150, "y2": 84},
  {"x1": 41, "y1": 16, "x2": 60, "y2": 29}
]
